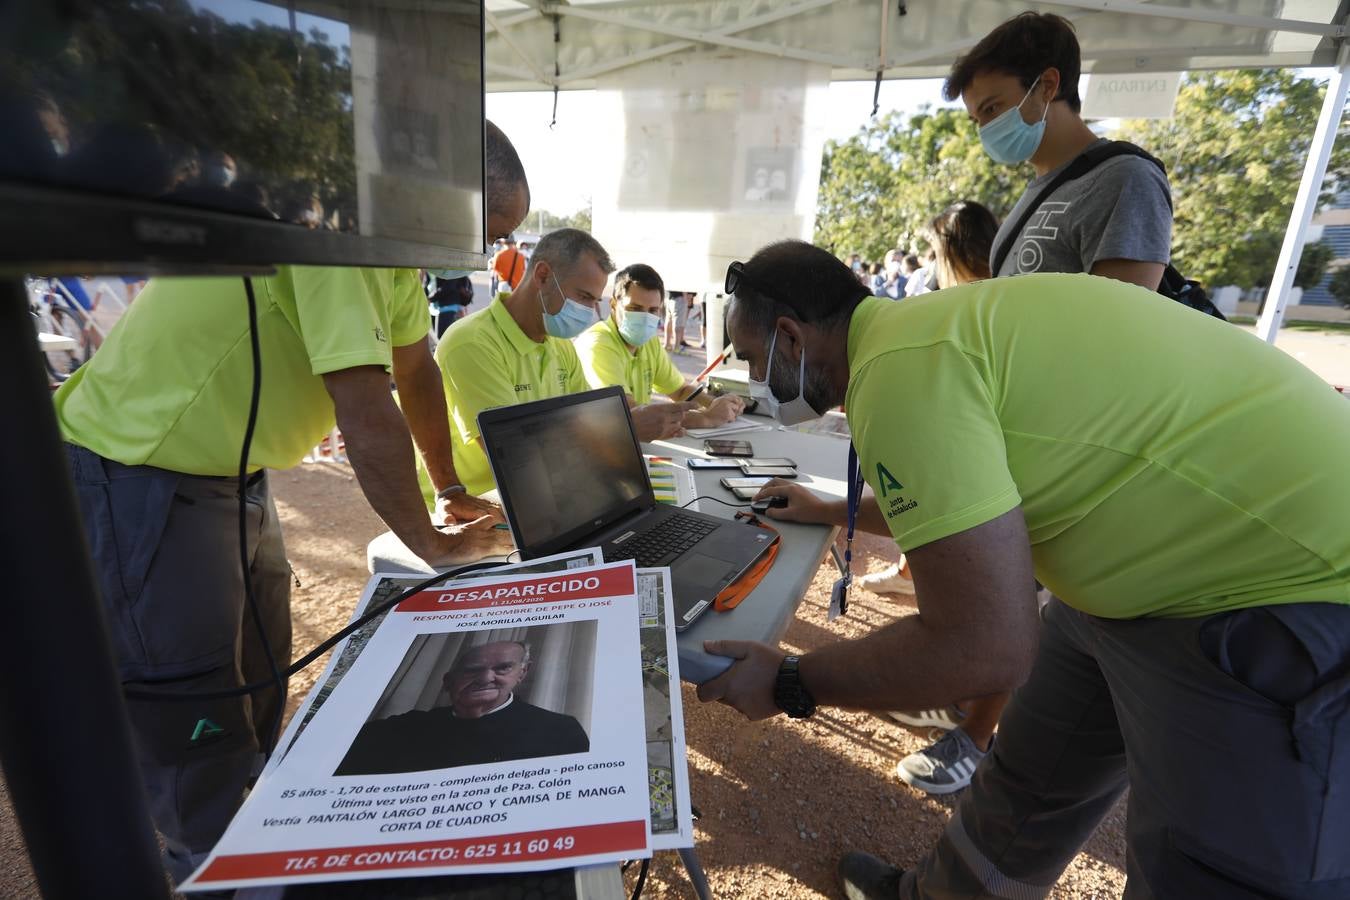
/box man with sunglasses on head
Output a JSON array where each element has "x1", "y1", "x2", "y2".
[
  {"x1": 575, "y1": 262, "x2": 744, "y2": 429},
  {"x1": 702, "y1": 240, "x2": 1350, "y2": 900}
]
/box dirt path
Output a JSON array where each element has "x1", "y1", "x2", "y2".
[{"x1": 0, "y1": 461, "x2": 1126, "y2": 898}]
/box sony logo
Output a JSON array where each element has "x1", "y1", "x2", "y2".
[{"x1": 134, "y1": 217, "x2": 208, "y2": 246}]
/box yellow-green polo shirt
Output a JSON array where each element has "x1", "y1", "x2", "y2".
[
  {"x1": 574, "y1": 318, "x2": 685, "y2": 404},
  {"x1": 844, "y1": 276, "x2": 1350, "y2": 619},
  {"x1": 434, "y1": 294, "x2": 589, "y2": 495},
  {"x1": 55, "y1": 267, "x2": 428, "y2": 475}
]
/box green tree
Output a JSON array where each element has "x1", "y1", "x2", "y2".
[
  {"x1": 1115, "y1": 70, "x2": 1350, "y2": 289},
  {"x1": 9, "y1": 0, "x2": 356, "y2": 218},
  {"x1": 815, "y1": 107, "x2": 1025, "y2": 261},
  {"x1": 1295, "y1": 240, "x2": 1334, "y2": 290},
  {"x1": 529, "y1": 205, "x2": 592, "y2": 235},
  {"x1": 1327, "y1": 264, "x2": 1350, "y2": 309}
]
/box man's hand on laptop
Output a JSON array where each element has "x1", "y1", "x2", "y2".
[
  {"x1": 631, "y1": 401, "x2": 696, "y2": 442},
  {"x1": 422, "y1": 517, "x2": 514, "y2": 567},
  {"x1": 436, "y1": 491, "x2": 505, "y2": 528}
]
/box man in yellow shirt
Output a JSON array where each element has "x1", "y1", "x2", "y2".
[
  {"x1": 55, "y1": 123, "x2": 531, "y2": 883},
  {"x1": 575, "y1": 263, "x2": 744, "y2": 427},
  {"x1": 698, "y1": 240, "x2": 1350, "y2": 899},
  {"x1": 436, "y1": 230, "x2": 691, "y2": 497}
]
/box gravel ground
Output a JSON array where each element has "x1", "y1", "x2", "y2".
[{"x1": 2, "y1": 460, "x2": 1126, "y2": 898}]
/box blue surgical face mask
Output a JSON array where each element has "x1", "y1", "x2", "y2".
[
  {"x1": 542, "y1": 273, "x2": 598, "y2": 339},
  {"x1": 618, "y1": 308, "x2": 661, "y2": 347},
  {"x1": 979, "y1": 75, "x2": 1049, "y2": 165}
]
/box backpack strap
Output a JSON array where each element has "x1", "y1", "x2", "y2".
[{"x1": 990, "y1": 141, "x2": 1169, "y2": 277}]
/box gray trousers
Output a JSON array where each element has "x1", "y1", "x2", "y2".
[
  {"x1": 904, "y1": 597, "x2": 1350, "y2": 899},
  {"x1": 66, "y1": 445, "x2": 292, "y2": 884}
]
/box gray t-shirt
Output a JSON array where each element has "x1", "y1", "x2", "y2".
[{"x1": 991, "y1": 140, "x2": 1173, "y2": 277}]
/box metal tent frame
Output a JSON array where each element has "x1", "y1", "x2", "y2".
[{"x1": 485, "y1": 0, "x2": 1350, "y2": 342}]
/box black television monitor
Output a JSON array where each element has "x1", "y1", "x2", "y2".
[{"x1": 0, "y1": 0, "x2": 487, "y2": 276}]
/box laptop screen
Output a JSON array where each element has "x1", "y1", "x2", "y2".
[{"x1": 480, "y1": 388, "x2": 653, "y2": 557}]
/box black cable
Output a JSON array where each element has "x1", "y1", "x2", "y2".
[
  {"x1": 630, "y1": 857, "x2": 650, "y2": 900},
  {"x1": 681, "y1": 495, "x2": 751, "y2": 510},
  {"x1": 239, "y1": 277, "x2": 288, "y2": 752},
  {"x1": 124, "y1": 558, "x2": 506, "y2": 703}
]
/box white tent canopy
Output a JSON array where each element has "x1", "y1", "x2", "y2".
[
  {"x1": 485, "y1": 0, "x2": 1346, "y2": 92},
  {"x1": 486, "y1": 0, "x2": 1350, "y2": 344}
]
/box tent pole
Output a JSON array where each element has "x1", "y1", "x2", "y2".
[{"x1": 1258, "y1": 43, "x2": 1350, "y2": 344}]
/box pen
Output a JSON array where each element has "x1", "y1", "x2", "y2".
[
  {"x1": 693, "y1": 344, "x2": 732, "y2": 382},
  {"x1": 684, "y1": 382, "x2": 710, "y2": 403}
]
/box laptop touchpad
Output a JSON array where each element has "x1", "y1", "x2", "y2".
[{"x1": 674, "y1": 554, "x2": 733, "y2": 589}]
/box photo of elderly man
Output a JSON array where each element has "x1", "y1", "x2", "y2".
[{"x1": 335, "y1": 637, "x2": 590, "y2": 776}]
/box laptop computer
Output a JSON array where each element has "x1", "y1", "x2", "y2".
[{"x1": 478, "y1": 387, "x2": 775, "y2": 630}]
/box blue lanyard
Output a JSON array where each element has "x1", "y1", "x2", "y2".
[{"x1": 845, "y1": 443, "x2": 863, "y2": 573}]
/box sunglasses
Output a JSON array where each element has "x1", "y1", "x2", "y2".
[{"x1": 724, "y1": 260, "x2": 760, "y2": 296}]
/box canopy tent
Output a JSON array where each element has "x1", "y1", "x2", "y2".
[
  {"x1": 484, "y1": 0, "x2": 1350, "y2": 344},
  {"x1": 484, "y1": 0, "x2": 1346, "y2": 91}
]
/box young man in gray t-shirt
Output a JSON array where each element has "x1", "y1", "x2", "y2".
[{"x1": 968, "y1": 13, "x2": 1172, "y2": 290}]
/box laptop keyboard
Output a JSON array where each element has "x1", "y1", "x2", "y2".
[{"x1": 604, "y1": 512, "x2": 720, "y2": 568}]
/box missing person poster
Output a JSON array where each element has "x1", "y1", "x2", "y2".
[
  {"x1": 270, "y1": 548, "x2": 606, "y2": 767},
  {"x1": 181, "y1": 559, "x2": 651, "y2": 892}
]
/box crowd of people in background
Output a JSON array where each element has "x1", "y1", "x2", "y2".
[{"x1": 843, "y1": 200, "x2": 1000, "y2": 305}]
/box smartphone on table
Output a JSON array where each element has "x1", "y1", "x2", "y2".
[
  {"x1": 739, "y1": 464, "x2": 798, "y2": 478},
  {"x1": 744, "y1": 457, "x2": 796, "y2": 468},
  {"x1": 686, "y1": 457, "x2": 743, "y2": 469},
  {"x1": 720, "y1": 476, "x2": 771, "y2": 499},
  {"x1": 704, "y1": 439, "x2": 754, "y2": 457}
]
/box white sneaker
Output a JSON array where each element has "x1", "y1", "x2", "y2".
[
  {"x1": 887, "y1": 705, "x2": 965, "y2": 730},
  {"x1": 855, "y1": 559, "x2": 911, "y2": 595},
  {"x1": 896, "y1": 728, "x2": 988, "y2": 795}
]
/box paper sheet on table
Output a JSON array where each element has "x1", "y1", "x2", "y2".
[
  {"x1": 259, "y1": 547, "x2": 690, "y2": 855},
  {"x1": 182, "y1": 556, "x2": 652, "y2": 891},
  {"x1": 644, "y1": 456, "x2": 698, "y2": 512},
  {"x1": 683, "y1": 416, "x2": 772, "y2": 438},
  {"x1": 268, "y1": 548, "x2": 606, "y2": 772},
  {"x1": 634, "y1": 567, "x2": 693, "y2": 849}
]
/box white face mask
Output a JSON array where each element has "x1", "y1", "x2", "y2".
[{"x1": 747, "y1": 329, "x2": 822, "y2": 426}]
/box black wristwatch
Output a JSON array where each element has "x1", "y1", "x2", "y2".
[{"x1": 774, "y1": 656, "x2": 816, "y2": 719}]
